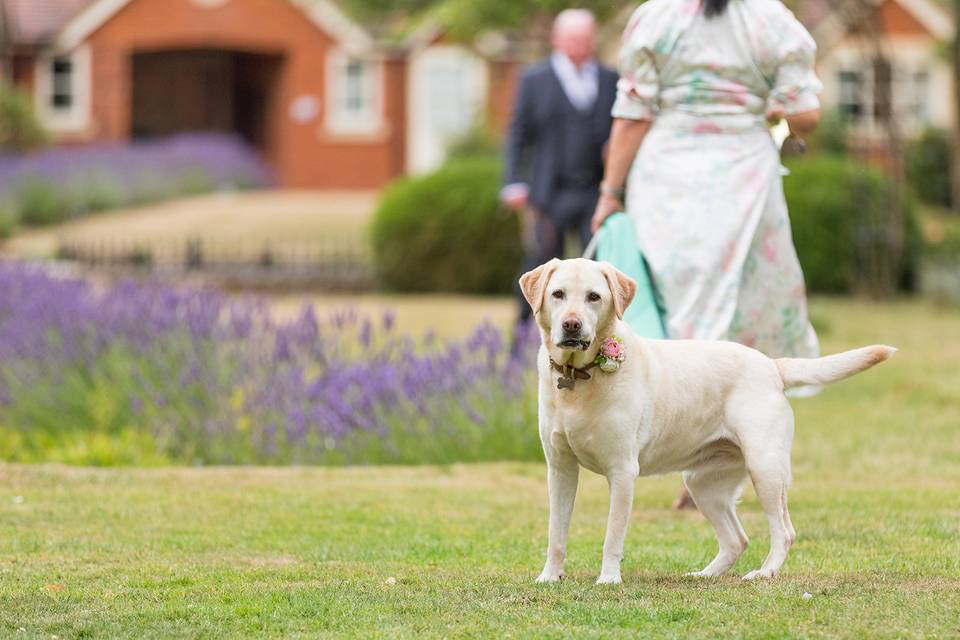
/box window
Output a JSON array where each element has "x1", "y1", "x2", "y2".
[
  {"x1": 326, "y1": 51, "x2": 382, "y2": 135},
  {"x1": 35, "y1": 45, "x2": 91, "y2": 132},
  {"x1": 872, "y1": 57, "x2": 892, "y2": 123},
  {"x1": 343, "y1": 61, "x2": 366, "y2": 113},
  {"x1": 51, "y1": 56, "x2": 74, "y2": 109},
  {"x1": 837, "y1": 71, "x2": 864, "y2": 120},
  {"x1": 910, "y1": 70, "x2": 929, "y2": 124}
]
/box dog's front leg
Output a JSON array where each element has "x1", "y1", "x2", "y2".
[
  {"x1": 536, "y1": 457, "x2": 579, "y2": 583},
  {"x1": 596, "y1": 467, "x2": 638, "y2": 584}
]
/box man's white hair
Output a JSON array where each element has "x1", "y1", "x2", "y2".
[{"x1": 553, "y1": 8, "x2": 596, "y2": 34}]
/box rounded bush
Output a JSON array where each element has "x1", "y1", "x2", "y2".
[
  {"x1": 16, "y1": 179, "x2": 68, "y2": 226},
  {"x1": 0, "y1": 80, "x2": 48, "y2": 152},
  {"x1": 0, "y1": 197, "x2": 19, "y2": 238},
  {"x1": 905, "y1": 128, "x2": 952, "y2": 208},
  {"x1": 784, "y1": 154, "x2": 920, "y2": 294},
  {"x1": 370, "y1": 156, "x2": 523, "y2": 294}
]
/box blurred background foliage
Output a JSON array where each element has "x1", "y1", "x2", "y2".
[
  {"x1": 339, "y1": 0, "x2": 633, "y2": 41},
  {"x1": 0, "y1": 79, "x2": 48, "y2": 153},
  {"x1": 371, "y1": 113, "x2": 932, "y2": 296},
  {"x1": 371, "y1": 155, "x2": 523, "y2": 294}
]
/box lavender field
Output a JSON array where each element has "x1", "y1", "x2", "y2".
[
  {"x1": 0, "y1": 134, "x2": 273, "y2": 235},
  {"x1": 0, "y1": 263, "x2": 539, "y2": 466}
]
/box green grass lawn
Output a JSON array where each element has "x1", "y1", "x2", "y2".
[
  {"x1": 0, "y1": 190, "x2": 376, "y2": 261},
  {"x1": 1, "y1": 297, "x2": 959, "y2": 638}
]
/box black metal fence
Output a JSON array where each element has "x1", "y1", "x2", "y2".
[{"x1": 55, "y1": 236, "x2": 376, "y2": 291}]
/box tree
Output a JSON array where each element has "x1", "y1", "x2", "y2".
[
  {"x1": 953, "y1": 0, "x2": 960, "y2": 213},
  {"x1": 342, "y1": 0, "x2": 636, "y2": 50},
  {"x1": 825, "y1": 0, "x2": 907, "y2": 297}
]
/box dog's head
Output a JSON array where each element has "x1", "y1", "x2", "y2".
[{"x1": 519, "y1": 258, "x2": 637, "y2": 352}]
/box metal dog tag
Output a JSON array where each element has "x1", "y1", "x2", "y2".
[{"x1": 557, "y1": 374, "x2": 576, "y2": 391}]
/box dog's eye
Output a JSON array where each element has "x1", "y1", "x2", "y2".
[
  {"x1": 551, "y1": 290, "x2": 565, "y2": 300},
  {"x1": 587, "y1": 291, "x2": 601, "y2": 302}
]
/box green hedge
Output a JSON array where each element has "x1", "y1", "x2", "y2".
[
  {"x1": 370, "y1": 156, "x2": 523, "y2": 294},
  {"x1": 905, "y1": 128, "x2": 952, "y2": 209},
  {"x1": 784, "y1": 154, "x2": 920, "y2": 294},
  {"x1": 0, "y1": 80, "x2": 48, "y2": 152},
  {"x1": 370, "y1": 153, "x2": 918, "y2": 296}
]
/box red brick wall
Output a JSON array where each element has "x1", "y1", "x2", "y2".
[
  {"x1": 11, "y1": 53, "x2": 36, "y2": 92},
  {"x1": 82, "y1": 0, "x2": 405, "y2": 188},
  {"x1": 877, "y1": 0, "x2": 930, "y2": 36},
  {"x1": 487, "y1": 59, "x2": 520, "y2": 136}
]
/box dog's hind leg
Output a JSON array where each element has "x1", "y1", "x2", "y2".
[
  {"x1": 740, "y1": 407, "x2": 796, "y2": 580},
  {"x1": 683, "y1": 462, "x2": 749, "y2": 577}
]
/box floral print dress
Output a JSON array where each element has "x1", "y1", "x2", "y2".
[{"x1": 614, "y1": 0, "x2": 821, "y2": 358}]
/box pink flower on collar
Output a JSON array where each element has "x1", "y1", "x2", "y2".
[
  {"x1": 601, "y1": 337, "x2": 625, "y2": 362},
  {"x1": 596, "y1": 336, "x2": 626, "y2": 373}
]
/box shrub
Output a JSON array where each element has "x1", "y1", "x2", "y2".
[
  {"x1": 808, "y1": 109, "x2": 849, "y2": 156},
  {"x1": 0, "y1": 196, "x2": 18, "y2": 237},
  {"x1": 446, "y1": 126, "x2": 501, "y2": 160},
  {"x1": 0, "y1": 80, "x2": 48, "y2": 152},
  {"x1": 784, "y1": 154, "x2": 920, "y2": 294},
  {"x1": 0, "y1": 263, "x2": 539, "y2": 466},
  {"x1": 0, "y1": 133, "x2": 273, "y2": 228},
  {"x1": 16, "y1": 178, "x2": 68, "y2": 226},
  {"x1": 370, "y1": 156, "x2": 523, "y2": 294},
  {"x1": 905, "y1": 128, "x2": 952, "y2": 209}
]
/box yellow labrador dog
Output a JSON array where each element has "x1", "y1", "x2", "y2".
[{"x1": 520, "y1": 258, "x2": 895, "y2": 584}]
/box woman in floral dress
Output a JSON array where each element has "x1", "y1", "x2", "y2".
[{"x1": 591, "y1": 0, "x2": 823, "y2": 507}]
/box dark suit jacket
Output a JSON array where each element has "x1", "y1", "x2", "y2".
[{"x1": 502, "y1": 59, "x2": 618, "y2": 213}]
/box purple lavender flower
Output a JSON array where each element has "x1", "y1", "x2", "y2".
[{"x1": 0, "y1": 262, "x2": 540, "y2": 465}]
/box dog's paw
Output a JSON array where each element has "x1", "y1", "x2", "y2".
[
  {"x1": 742, "y1": 568, "x2": 776, "y2": 581},
  {"x1": 684, "y1": 570, "x2": 722, "y2": 578},
  {"x1": 535, "y1": 569, "x2": 563, "y2": 584},
  {"x1": 595, "y1": 573, "x2": 622, "y2": 585}
]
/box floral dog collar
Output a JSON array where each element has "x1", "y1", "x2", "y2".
[
  {"x1": 595, "y1": 336, "x2": 626, "y2": 373},
  {"x1": 550, "y1": 336, "x2": 626, "y2": 391}
]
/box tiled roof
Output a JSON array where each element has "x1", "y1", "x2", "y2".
[{"x1": 2, "y1": 0, "x2": 97, "y2": 44}]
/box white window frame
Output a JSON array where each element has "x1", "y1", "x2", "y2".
[
  {"x1": 836, "y1": 61, "x2": 931, "y2": 137},
  {"x1": 324, "y1": 49, "x2": 383, "y2": 136},
  {"x1": 895, "y1": 67, "x2": 930, "y2": 133},
  {"x1": 837, "y1": 69, "x2": 866, "y2": 122},
  {"x1": 35, "y1": 44, "x2": 92, "y2": 133}
]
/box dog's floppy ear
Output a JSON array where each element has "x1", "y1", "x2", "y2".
[
  {"x1": 519, "y1": 259, "x2": 561, "y2": 315},
  {"x1": 599, "y1": 262, "x2": 637, "y2": 320}
]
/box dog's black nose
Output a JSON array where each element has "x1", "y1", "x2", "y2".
[{"x1": 562, "y1": 318, "x2": 582, "y2": 334}]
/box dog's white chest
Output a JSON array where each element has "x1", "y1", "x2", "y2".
[{"x1": 550, "y1": 404, "x2": 638, "y2": 474}]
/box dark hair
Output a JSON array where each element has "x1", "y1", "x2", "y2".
[{"x1": 703, "y1": 0, "x2": 730, "y2": 17}]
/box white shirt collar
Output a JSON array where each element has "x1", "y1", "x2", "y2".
[{"x1": 550, "y1": 52, "x2": 599, "y2": 112}]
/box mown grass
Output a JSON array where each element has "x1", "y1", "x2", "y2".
[
  {"x1": 1, "y1": 297, "x2": 958, "y2": 638},
  {"x1": 0, "y1": 190, "x2": 376, "y2": 260}
]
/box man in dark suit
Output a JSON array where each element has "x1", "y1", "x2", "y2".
[{"x1": 502, "y1": 9, "x2": 618, "y2": 324}]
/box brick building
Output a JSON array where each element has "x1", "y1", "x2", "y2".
[
  {"x1": 805, "y1": 0, "x2": 955, "y2": 141},
  {"x1": 0, "y1": 0, "x2": 521, "y2": 188}
]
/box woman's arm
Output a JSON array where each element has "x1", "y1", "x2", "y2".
[
  {"x1": 786, "y1": 108, "x2": 820, "y2": 135},
  {"x1": 592, "y1": 118, "x2": 651, "y2": 233}
]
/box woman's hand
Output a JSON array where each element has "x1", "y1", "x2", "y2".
[
  {"x1": 593, "y1": 118, "x2": 651, "y2": 235},
  {"x1": 591, "y1": 192, "x2": 623, "y2": 234}
]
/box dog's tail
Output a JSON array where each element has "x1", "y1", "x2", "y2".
[{"x1": 775, "y1": 345, "x2": 897, "y2": 389}]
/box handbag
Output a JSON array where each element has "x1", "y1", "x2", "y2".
[{"x1": 584, "y1": 212, "x2": 667, "y2": 339}]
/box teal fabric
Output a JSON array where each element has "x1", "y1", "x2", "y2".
[{"x1": 596, "y1": 212, "x2": 667, "y2": 339}]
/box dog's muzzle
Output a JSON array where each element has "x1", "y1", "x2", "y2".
[
  {"x1": 557, "y1": 336, "x2": 592, "y2": 350},
  {"x1": 558, "y1": 316, "x2": 591, "y2": 350}
]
